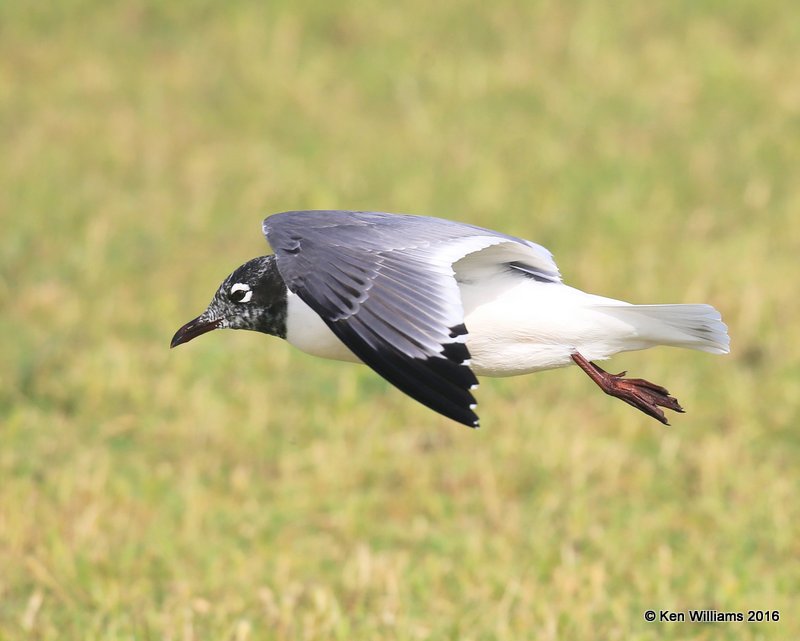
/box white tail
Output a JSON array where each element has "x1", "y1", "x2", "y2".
[{"x1": 593, "y1": 304, "x2": 730, "y2": 354}]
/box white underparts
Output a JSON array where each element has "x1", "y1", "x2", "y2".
[
  {"x1": 459, "y1": 272, "x2": 728, "y2": 376},
  {"x1": 284, "y1": 275, "x2": 729, "y2": 378}
]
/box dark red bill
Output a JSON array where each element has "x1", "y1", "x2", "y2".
[{"x1": 170, "y1": 316, "x2": 223, "y2": 348}]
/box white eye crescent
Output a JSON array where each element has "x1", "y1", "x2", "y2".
[{"x1": 230, "y1": 282, "x2": 253, "y2": 303}]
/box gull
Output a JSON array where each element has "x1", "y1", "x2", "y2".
[{"x1": 171, "y1": 210, "x2": 729, "y2": 427}]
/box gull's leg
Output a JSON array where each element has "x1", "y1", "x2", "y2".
[{"x1": 571, "y1": 352, "x2": 684, "y2": 425}]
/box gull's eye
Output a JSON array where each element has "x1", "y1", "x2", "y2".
[{"x1": 229, "y1": 282, "x2": 253, "y2": 303}]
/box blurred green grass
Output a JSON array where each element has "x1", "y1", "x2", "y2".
[{"x1": 1, "y1": 0, "x2": 799, "y2": 639}]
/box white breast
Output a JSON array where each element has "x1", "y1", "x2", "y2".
[{"x1": 285, "y1": 289, "x2": 361, "y2": 363}]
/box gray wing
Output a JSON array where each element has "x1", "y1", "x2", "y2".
[{"x1": 263, "y1": 210, "x2": 560, "y2": 427}]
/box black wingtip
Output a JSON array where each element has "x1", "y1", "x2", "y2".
[{"x1": 329, "y1": 321, "x2": 480, "y2": 429}]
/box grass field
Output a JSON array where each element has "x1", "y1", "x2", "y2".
[{"x1": 2, "y1": 1, "x2": 799, "y2": 639}]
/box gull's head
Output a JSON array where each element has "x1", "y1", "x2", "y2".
[{"x1": 170, "y1": 255, "x2": 287, "y2": 348}]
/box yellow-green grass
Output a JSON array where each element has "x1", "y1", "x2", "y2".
[{"x1": 1, "y1": 1, "x2": 799, "y2": 639}]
